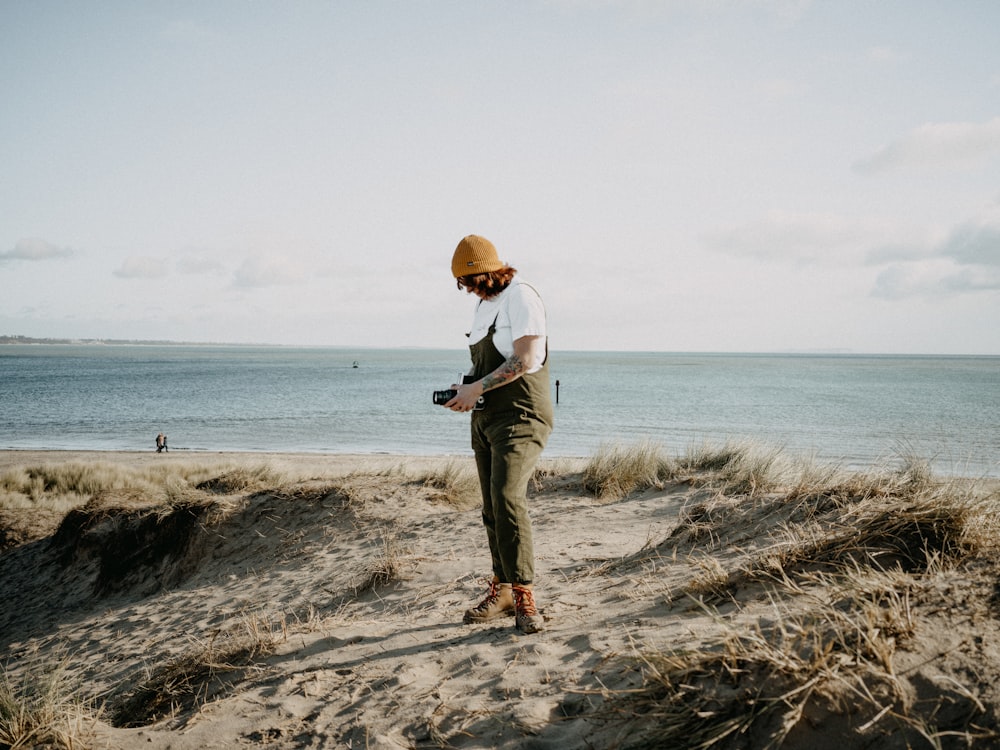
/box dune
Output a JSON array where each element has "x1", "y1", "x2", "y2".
[{"x1": 1, "y1": 448, "x2": 999, "y2": 749}]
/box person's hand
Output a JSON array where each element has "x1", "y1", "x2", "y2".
[{"x1": 446, "y1": 380, "x2": 483, "y2": 412}]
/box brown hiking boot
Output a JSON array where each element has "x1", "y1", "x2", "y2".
[
  {"x1": 512, "y1": 584, "x2": 545, "y2": 634},
  {"x1": 463, "y1": 580, "x2": 515, "y2": 624}
]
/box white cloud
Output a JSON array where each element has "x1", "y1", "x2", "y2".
[
  {"x1": 873, "y1": 262, "x2": 1000, "y2": 299},
  {"x1": 870, "y1": 218, "x2": 1000, "y2": 299},
  {"x1": 941, "y1": 267, "x2": 1000, "y2": 291},
  {"x1": 114, "y1": 257, "x2": 169, "y2": 279},
  {"x1": 233, "y1": 256, "x2": 306, "y2": 288},
  {"x1": 0, "y1": 238, "x2": 73, "y2": 261},
  {"x1": 938, "y1": 222, "x2": 1000, "y2": 267},
  {"x1": 708, "y1": 210, "x2": 1000, "y2": 302},
  {"x1": 855, "y1": 117, "x2": 1000, "y2": 174},
  {"x1": 176, "y1": 256, "x2": 226, "y2": 275},
  {"x1": 705, "y1": 211, "x2": 898, "y2": 263},
  {"x1": 3, "y1": 2, "x2": 997, "y2": 353},
  {"x1": 866, "y1": 242, "x2": 936, "y2": 265}
]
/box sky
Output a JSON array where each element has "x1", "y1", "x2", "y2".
[{"x1": 2, "y1": 1, "x2": 999, "y2": 354}]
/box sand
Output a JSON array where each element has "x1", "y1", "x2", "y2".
[{"x1": 2, "y1": 449, "x2": 999, "y2": 749}]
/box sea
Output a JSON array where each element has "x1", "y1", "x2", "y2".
[{"x1": 1, "y1": 345, "x2": 998, "y2": 478}]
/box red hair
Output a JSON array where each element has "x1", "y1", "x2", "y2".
[{"x1": 457, "y1": 266, "x2": 517, "y2": 298}]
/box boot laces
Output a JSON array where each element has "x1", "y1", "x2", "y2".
[
  {"x1": 512, "y1": 585, "x2": 538, "y2": 617},
  {"x1": 472, "y1": 580, "x2": 502, "y2": 612}
]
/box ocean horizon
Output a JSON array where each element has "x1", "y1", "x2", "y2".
[{"x1": 1, "y1": 344, "x2": 997, "y2": 478}]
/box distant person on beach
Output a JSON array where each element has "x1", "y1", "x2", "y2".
[
  {"x1": 155, "y1": 433, "x2": 168, "y2": 453},
  {"x1": 439, "y1": 235, "x2": 553, "y2": 634}
]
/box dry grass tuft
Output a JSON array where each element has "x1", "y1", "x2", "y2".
[
  {"x1": 530, "y1": 457, "x2": 585, "y2": 492},
  {"x1": 0, "y1": 460, "x2": 277, "y2": 510},
  {"x1": 710, "y1": 444, "x2": 790, "y2": 497},
  {"x1": 195, "y1": 464, "x2": 285, "y2": 495},
  {"x1": 593, "y1": 452, "x2": 1000, "y2": 748},
  {"x1": 582, "y1": 440, "x2": 679, "y2": 500},
  {"x1": 581, "y1": 440, "x2": 829, "y2": 501},
  {"x1": 354, "y1": 529, "x2": 406, "y2": 595},
  {"x1": 674, "y1": 474, "x2": 995, "y2": 606},
  {"x1": 678, "y1": 441, "x2": 827, "y2": 498},
  {"x1": 605, "y1": 570, "x2": 999, "y2": 750},
  {"x1": 608, "y1": 605, "x2": 901, "y2": 748},
  {"x1": 679, "y1": 441, "x2": 750, "y2": 473},
  {"x1": 0, "y1": 656, "x2": 100, "y2": 749},
  {"x1": 416, "y1": 459, "x2": 481, "y2": 509},
  {"x1": 0, "y1": 461, "x2": 164, "y2": 513},
  {"x1": 110, "y1": 611, "x2": 284, "y2": 729}
]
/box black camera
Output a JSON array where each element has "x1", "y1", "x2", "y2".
[
  {"x1": 433, "y1": 383, "x2": 485, "y2": 410},
  {"x1": 432, "y1": 389, "x2": 458, "y2": 405}
]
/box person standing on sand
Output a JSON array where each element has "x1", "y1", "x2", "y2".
[
  {"x1": 440, "y1": 235, "x2": 554, "y2": 634},
  {"x1": 155, "y1": 433, "x2": 165, "y2": 453}
]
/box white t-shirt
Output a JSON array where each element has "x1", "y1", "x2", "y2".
[{"x1": 468, "y1": 277, "x2": 547, "y2": 374}]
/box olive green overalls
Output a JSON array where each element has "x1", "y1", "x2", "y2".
[{"x1": 469, "y1": 315, "x2": 554, "y2": 585}]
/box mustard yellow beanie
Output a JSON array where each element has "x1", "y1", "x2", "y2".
[{"x1": 451, "y1": 235, "x2": 503, "y2": 278}]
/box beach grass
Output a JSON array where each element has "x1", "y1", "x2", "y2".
[
  {"x1": 582, "y1": 439, "x2": 954, "y2": 502},
  {"x1": 109, "y1": 610, "x2": 285, "y2": 728},
  {"x1": 582, "y1": 439, "x2": 679, "y2": 499},
  {"x1": 414, "y1": 458, "x2": 481, "y2": 509},
  {"x1": 1, "y1": 443, "x2": 998, "y2": 748},
  {"x1": 0, "y1": 460, "x2": 263, "y2": 513},
  {"x1": 582, "y1": 443, "x2": 1000, "y2": 749},
  {"x1": 0, "y1": 655, "x2": 100, "y2": 750}
]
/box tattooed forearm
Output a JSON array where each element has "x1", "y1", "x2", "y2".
[{"x1": 481, "y1": 353, "x2": 527, "y2": 392}]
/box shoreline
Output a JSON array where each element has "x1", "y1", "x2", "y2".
[
  {"x1": 2, "y1": 448, "x2": 996, "y2": 486},
  {"x1": 0, "y1": 449, "x2": 473, "y2": 474}
]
